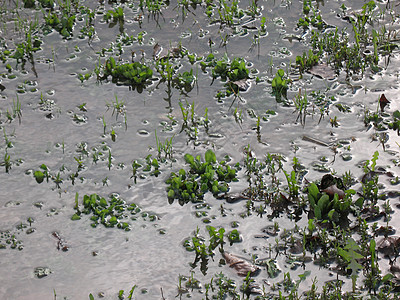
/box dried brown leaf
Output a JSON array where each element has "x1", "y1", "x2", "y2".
[
  {"x1": 309, "y1": 63, "x2": 336, "y2": 80},
  {"x1": 222, "y1": 251, "x2": 259, "y2": 277}
]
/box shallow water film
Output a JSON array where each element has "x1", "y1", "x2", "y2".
[{"x1": 2, "y1": 0, "x2": 400, "y2": 299}]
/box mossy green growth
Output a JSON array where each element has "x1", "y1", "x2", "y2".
[
  {"x1": 166, "y1": 150, "x2": 238, "y2": 205},
  {"x1": 72, "y1": 193, "x2": 157, "y2": 229},
  {"x1": 100, "y1": 57, "x2": 153, "y2": 91}
]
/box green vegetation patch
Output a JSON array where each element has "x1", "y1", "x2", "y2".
[
  {"x1": 166, "y1": 150, "x2": 238, "y2": 205},
  {"x1": 97, "y1": 57, "x2": 153, "y2": 91},
  {"x1": 72, "y1": 193, "x2": 158, "y2": 230}
]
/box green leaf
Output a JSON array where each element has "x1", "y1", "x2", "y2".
[
  {"x1": 354, "y1": 197, "x2": 364, "y2": 208},
  {"x1": 317, "y1": 194, "x2": 330, "y2": 213},
  {"x1": 89, "y1": 293, "x2": 95, "y2": 300},
  {"x1": 382, "y1": 273, "x2": 394, "y2": 283},
  {"x1": 298, "y1": 270, "x2": 311, "y2": 281},
  {"x1": 167, "y1": 189, "x2": 175, "y2": 199},
  {"x1": 308, "y1": 183, "x2": 319, "y2": 205},
  {"x1": 327, "y1": 209, "x2": 335, "y2": 220},
  {"x1": 34, "y1": 171, "x2": 44, "y2": 183},
  {"x1": 345, "y1": 238, "x2": 363, "y2": 259},
  {"x1": 184, "y1": 154, "x2": 194, "y2": 165},
  {"x1": 347, "y1": 258, "x2": 363, "y2": 275},
  {"x1": 205, "y1": 149, "x2": 216, "y2": 164},
  {"x1": 109, "y1": 216, "x2": 118, "y2": 225},
  {"x1": 99, "y1": 198, "x2": 108, "y2": 208},
  {"x1": 314, "y1": 206, "x2": 321, "y2": 220},
  {"x1": 338, "y1": 247, "x2": 350, "y2": 261},
  {"x1": 71, "y1": 213, "x2": 81, "y2": 221},
  {"x1": 393, "y1": 110, "x2": 400, "y2": 119}
]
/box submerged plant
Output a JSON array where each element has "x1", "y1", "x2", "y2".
[
  {"x1": 183, "y1": 226, "x2": 225, "y2": 275},
  {"x1": 98, "y1": 57, "x2": 153, "y2": 91},
  {"x1": 166, "y1": 150, "x2": 237, "y2": 205},
  {"x1": 271, "y1": 69, "x2": 290, "y2": 102},
  {"x1": 44, "y1": 7, "x2": 76, "y2": 38},
  {"x1": 295, "y1": 49, "x2": 320, "y2": 77},
  {"x1": 104, "y1": 6, "x2": 125, "y2": 30},
  {"x1": 71, "y1": 193, "x2": 157, "y2": 229},
  {"x1": 155, "y1": 130, "x2": 174, "y2": 159}
]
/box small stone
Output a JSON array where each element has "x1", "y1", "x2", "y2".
[
  {"x1": 341, "y1": 153, "x2": 352, "y2": 161},
  {"x1": 34, "y1": 267, "x2": 51, "y2": 278}
]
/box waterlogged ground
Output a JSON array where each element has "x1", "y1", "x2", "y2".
[{"x1": 1, "y1": 0, "x2": 400, "y2": 299}]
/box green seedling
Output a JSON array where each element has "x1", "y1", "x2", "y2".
[
  {"x1": 74, "y1": 156, "x2": 84, "y2": 171},
  {"x1": 110, "y1": 128, "x2": 116, "y2": 142},
  {"x1": 338, "y1": 238, "x2": 364, "y2": 293},
  {"x1": 53, "y1": 172, "x2": 63, "y2": 189},
  {"x1": 78, "y1": 72, "x2": 91, "y2": 83},
  {"x1": 139, "y1": 0, "x2": 165, "y2": 14},
  {"x1": 5, "y1": 96, "x2": 23, "y2": 124},
  {"x1": 173, "y1": 69, "x2": 196, "y2": 94},
  {"x1": 388, "y1": 110, "x2": 400, "y2": 135},
  {"x1": 3, "y1": 129, "x2": 13, "y2": 149},
  {"x1": 77, "y1": 103, "x2": 87, "y2": 112},
  {"x1": 210, "y1": 0, "x2": 244, "y2": 26},
  {"x1": 106, "y1": 95, "x2": 126, "y2": 121},
  {"x1": 11, "y1": 21, "x2": 42, "y2": 73},
  {"x1": 296, "y1": 49, "x2": 319, "y2": 77},
  {"x1": 131, "y1": 160, "x2": 142, "y2": 184},
  {"x1": 143, "y1": 154, "x2": 160, "y2": 177},
  {"x1": 104, "y1": 6, "x2": 124, "y2": 24},
  {"x1": 154, "y1": 54, "x2": 175, "y2": 84},
  {"x1": 44, "y1": 8, "x2": 76, "y2": 38},
  {"x1": 178, "y1": 101, "x2": 211, "y2": 144},
  {"x1": 303, "y1": 0, "x2": 311, "y2": 14},
  {"x1": 211, "y1": 56, "x2": 249, "y2": 82},
  {"x1": 271, "y1": 69, "x2": 290, "y2": 102},
  {"x1": 293, "y1": 90, "x2": 308, "y2": 126},
  {"x1": 308, "y1": 5, "x2": 397, "y2": 77},
  {"x1": 357, "y1": 151, "x2": 381, "y2": 208},
  {"x1": 108, "y1": 149, "x2": 112, "y2": 170},
  {"x1": 204, "y1": 272, "x2": 240, "y2": 299},
  {"x1": 308, "y1": 182, "x2": 354, "y2": 223},
  {"x1": 2, "y1": 151, "x2": 11, "y2": 173},
  {"x1": 227, "y1": 229, "x2": 240, "y2": 245},
  {"x1": 102, "y1": 115, "x2": 107, "y2": 134},
  {"x1": 155, "y1": 130, "x2": 174, "y2": 159},
  {"x1": 34, "y1": 164, "x2": 50, "y2": 183},
  {"x1": 23, "y1": 0, "x2": 54, "y2": 8},
  {"x1": 200, "y1": 54, "x2": 250, "y2": 99},
  {"x1": 283, "y1": 169, "x2": 299, "y2": 198},
  {"x1": 183, "y1": 226, "x2": 225, "y2": 275},
  {"x1": 330, "y1": 116, "x2": 339, "y2": 127}
]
